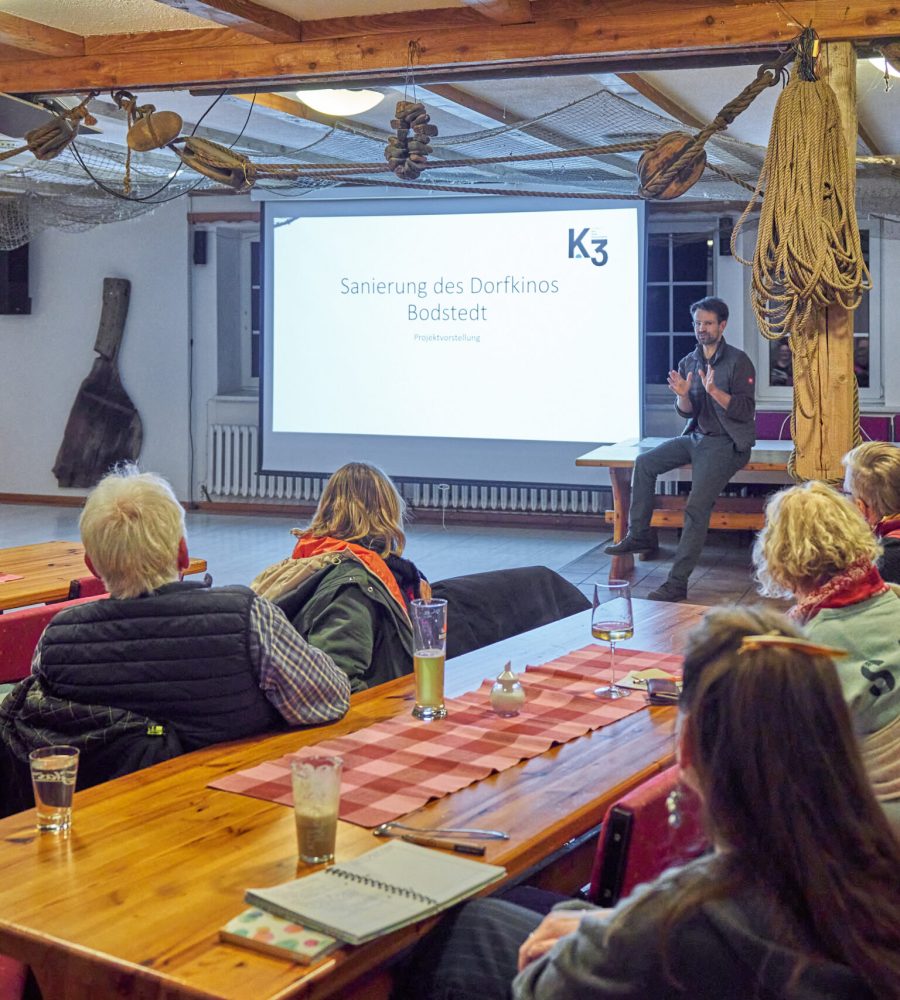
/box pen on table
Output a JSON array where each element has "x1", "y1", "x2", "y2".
[{"x1": 400, "y1": 834, "x2": 486, "y2": 856}]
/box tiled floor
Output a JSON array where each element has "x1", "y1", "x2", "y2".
[{"x1": 0, "y1": 502, "x2": 777, "y2": 608}]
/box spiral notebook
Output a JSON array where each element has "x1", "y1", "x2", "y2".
[{"x1": 245, "y1": 840, "x2": 506, "y2": 946}]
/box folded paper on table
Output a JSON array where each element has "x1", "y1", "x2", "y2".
[
  {"x1": 246, "y1": 840, "x2": 505, "y2": 946},
  {"x1": 617, "y1": 667, "x2": 683, "y2": 691},
  {"x1": 219, "y1": 908, "x2": 339, "y2": 964}
]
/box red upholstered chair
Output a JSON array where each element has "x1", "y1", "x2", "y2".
[
  {"x1": 0, "y1": 594, "x2": 107, "y2": 684},
  {"x1": 67, "y1": 574, "x2": 108, "y2": 600},
  {"x1": 754, "y1": 411, "x2": 791, "y2": 440},
  {"x1": 858, "y1": 415, "x2": 892, "y2": 442},
  {"x1": 0, "y1": 955, "x2": 27, "y2": 999},
  {"x1": 586, "y1": 765, "x2": 707, "y2": 906}
]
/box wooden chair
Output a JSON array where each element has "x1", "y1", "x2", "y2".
[
  {"x1": 586, "y1": 764, "x2": 706, "y2": 906},
  {"x1": 0, "y1": 594, "x2": 107, "y2": 684}
]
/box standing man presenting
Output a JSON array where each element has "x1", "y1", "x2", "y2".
[{"x1": 605, "y1": 296, "x2": 756, "y2": 601}]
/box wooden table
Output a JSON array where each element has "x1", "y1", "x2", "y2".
[
  {"x1": 577, "y1": 438, "x2": 794, "y2": 578},
  {"x1": 0, "y1": 541, "x2": 208, "y2": 611},
  {"x1": 0, "y1": 598, "x2": 704, "y2": 1000}
]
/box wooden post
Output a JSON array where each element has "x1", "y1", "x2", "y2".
[{"x1": 791, "y1": 42, "x2": 858, "y2": 483}]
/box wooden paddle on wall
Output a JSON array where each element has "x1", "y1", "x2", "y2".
[{"x1": 52, "y1": 277, "x2": 143, "y2": 488}]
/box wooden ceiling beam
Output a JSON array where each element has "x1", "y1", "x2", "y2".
[
  {"x1": 150, "y1": 0, "x2": 303, "y2": 43},
  {"x1": 232, "y1": 91, "x2": 340, "y2": 128},
  {"x1": 84, "y1": 28, "x2": 268, "y2": 55},
  {"x1": 0, "y1": 12, "x2": 83, "y2": 58},
  {"x1": 857, "y1": 120, "x2": 883, "y2": 156},
  {"x1": 0, "y1": 1, "x2": 895, "y2": 95},
  {"x1": 460, "y1": 0, "x2": 534, "y2": 24}
]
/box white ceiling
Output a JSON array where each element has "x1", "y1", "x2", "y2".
[{"x1": 0, "y1": 1, "x2": 896, "y2": 202}]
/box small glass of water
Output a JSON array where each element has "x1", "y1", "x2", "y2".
[{"x1": 29, "y1": 745, "x2": 80, "y2": 832}]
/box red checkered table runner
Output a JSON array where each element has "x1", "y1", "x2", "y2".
[{"x1": 209, "y1": 644, "x2": 682, "y2": 828}]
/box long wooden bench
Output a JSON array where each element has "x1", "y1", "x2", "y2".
[
  {"x1": 577, "y1": 438, "x2": 794, "y2": 577},
  {"x1": 603, "y1": 493, "x2": 768, "y2": 533}
]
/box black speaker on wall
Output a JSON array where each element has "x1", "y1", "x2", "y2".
[
  {"x1": 0, "y1": 243, "x2": 31, "y2": 315},
  {"x1": 718, "y1": 216, "x2": 734, "y2": 257},
  {"x1": 193, "y1": 230, "x2": 208, "y2": 265}
]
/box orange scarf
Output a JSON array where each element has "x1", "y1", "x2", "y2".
[{"x1": 291, "y1": 535, "x2": 408, "y2": 615}]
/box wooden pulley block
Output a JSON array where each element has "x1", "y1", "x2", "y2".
[
  {"x1": 25, "y1": 118, "x2": 76, "y2": 161},
  {"x1": 638, "y1": 131, "x2": 706, "y2": 200},
  {"x1": 127, "y1": 110, "x2": 183, "y2": 152},
  {"x1": 174, "y1": 136, "x2": 255, "y2": 191}
]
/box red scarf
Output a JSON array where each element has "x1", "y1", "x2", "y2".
[
  {"x1": 875, "y1": 514, "x2": 900, "y2": 540},
  {"x1": 789, "y1": 558, "x2": 888, "y2": 624}
]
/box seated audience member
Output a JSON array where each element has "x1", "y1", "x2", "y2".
[
  {"x1": 0, "y1": 467, "x2": 350, "y2": 808},
  {"x1": 843, "y1": 440, "x2": 900, "y2": 584},
  {"x1": 753, "y1": 481, "x2": 900, "y2": 828},
  {"x1": 253, "y1": 462, "x2": 428, "y2": 692},
  {"x1": 394, "y1": 606, "x2": 900, "y2": 1000}
]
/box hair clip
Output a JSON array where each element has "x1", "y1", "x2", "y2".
[{"x1": 738, "y1": 633, "x2": 849, "y2": 658}]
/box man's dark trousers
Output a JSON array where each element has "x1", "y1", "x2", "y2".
[{"x1": 629, "y1": 432, "x2": 751, "y2": 588}]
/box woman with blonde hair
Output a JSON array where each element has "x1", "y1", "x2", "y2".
[
  {"x1": 253, "y1": 462, "x2": 428, "y2": 691},
  {"x1": 753, "y1": 480, "x2": 900, "y2": 827},
  {"x1": 843, "y1": 440, "x2": 900, "y2": 583},
  {"x1": 395, "y1": 606, "x2": 900, "y2": 999}
]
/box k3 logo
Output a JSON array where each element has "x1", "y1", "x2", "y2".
[{"x1": 568, "y1": 228, "x2": 609, "y2": 267}]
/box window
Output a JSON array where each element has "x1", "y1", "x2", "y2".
[
  {"x1": 238, "y1": 235, "x2": 261, "y2": 389},
  {"x1": 645, "y1": 228, "x2": 715, "y2": 388},
  {"x1": 249, "y1": 239, "x2": 261, "y2": 381}
]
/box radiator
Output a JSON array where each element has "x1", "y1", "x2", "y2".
[{"x1": 205, "y1": 423, "x2": 608, "y2": 514}]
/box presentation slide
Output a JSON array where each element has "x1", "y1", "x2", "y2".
[{"x1": 260, "y1": 196, "x2": 643, "y2": 485}]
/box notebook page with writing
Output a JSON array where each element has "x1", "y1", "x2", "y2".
[{"x1": 246, "y1": 840, "x2": 505, "y2": 945}]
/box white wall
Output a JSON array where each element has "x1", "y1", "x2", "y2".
[
  {"x1": 0, "y1": 198, "x2": 897, "y2": 503},
  {"x1": 0, "y1": 199, "x2": 191, "y2": 498}
]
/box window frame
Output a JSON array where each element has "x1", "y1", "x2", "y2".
[{"x1": 644, "y1": 218, "x2": 718, "y2": 405}]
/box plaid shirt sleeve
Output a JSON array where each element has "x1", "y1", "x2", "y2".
[{"x1": 250, "y1": 596, "x2": 351, "y2": 726}]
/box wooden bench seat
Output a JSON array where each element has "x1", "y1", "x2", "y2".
[{"x1": 604, "y1": 494, "x2": 766, "y2": 533}]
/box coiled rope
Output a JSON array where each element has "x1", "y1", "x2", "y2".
[{"x1": 732, "y1": 68, "x2": 871, "y2": 342}]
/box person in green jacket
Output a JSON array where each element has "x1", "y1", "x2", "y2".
[
  {"x1": 252, "y1": 462, "x2": 429, "y2": 692},
  {"x1": 753, "y1": 479, "x2": 900, "y2": 830}
]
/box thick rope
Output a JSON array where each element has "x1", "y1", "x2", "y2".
[
  {"x1": 736, "y1": 52, "x2": 869, "y2": 485},
  {"x1": 241, "y1": 139, "x2": 655, "y2": 179},
  {"x1": 732, "y1": 68, "x2": 871, "y2": 341},
  {"x1": 646, "y1": 48, "x2": 794, "y2": 197}
]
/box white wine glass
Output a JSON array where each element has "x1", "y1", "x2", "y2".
[{"x1": 591, "y1": 580, "x2": 634, "y2": 699}]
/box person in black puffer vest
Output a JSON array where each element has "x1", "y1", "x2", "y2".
[{"x1": 0, "y1": 466, "x2": 350, "y2": 816}]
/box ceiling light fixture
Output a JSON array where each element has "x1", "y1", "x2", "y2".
[
  {"x1": 295, "y1": 89, "x2": 384, "y2": 116},
  {"x1": 867, "y1": 56, "x2": 900, "y2": 79}
]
